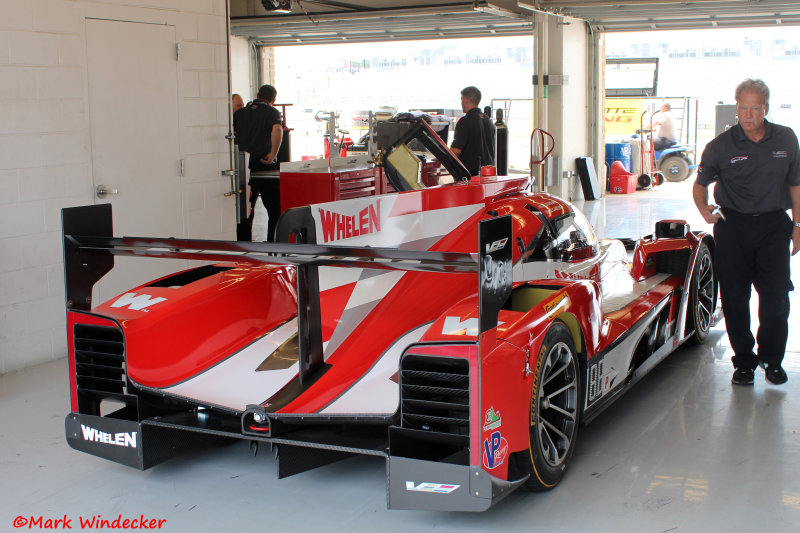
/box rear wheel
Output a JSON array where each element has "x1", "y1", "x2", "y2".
[
  {"x1": 661, "y1": 156, "x2": 690, "y2": 182},
  {"x1": 689, "y1": 242, "x2": 717, "y2": 343},
  {"x1": 520, "y1": 322, "x2": 580, "y2": 490}
]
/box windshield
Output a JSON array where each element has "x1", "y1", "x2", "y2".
[{"x1": 383, "y1": 118, "x2": 471, "y2": 191}]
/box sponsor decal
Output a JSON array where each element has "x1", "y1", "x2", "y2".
[
  {"x1": 483, "y1": 407, "x2": 502, "y2": 431},
  {"x1": 442, "y1": 316, "x2": 479, "y2": 336},
  {"x1": 80, "y1": 424, "x2": 137, "y2": 448},
  {"x1": 543, "y1": 293, "x2": 569, "y2": 314},
  {"x1": 773, "y1": 150, "x2": 788, "y2": 158},
  {"x1": 110, "y1": 292, "x2": 167, "y2": 311},
  {"x1": 482, "y1": 431, "x2": 509, "y2": 470},
  {"x1": 481, "y1": 255, "x2": 511, "y2": 295},
  {"x1": 441, "y1": 316, "x2": 503, "y2": 336},
  {"x1": 555, "y1": 264, "x2": 600, "y2": 280},
  {"x1": 555, "y1": 270, "x2": 581, "y2": 280},
  {"x1": 730, "y1": 156, "x2": 748, "y2": 164},
  {"x1": 486, "y1": 237, "x2": 508, "y2": 254},
  {"x1": 319, "y1": 200, "x2": 381, "y2": 243},
  {"x1": 405, "y1": 481, "x2": 460, "y2": 494}
]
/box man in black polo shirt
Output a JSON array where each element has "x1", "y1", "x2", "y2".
[
  {"x1": 451, "y1": 86, "x2": 495, "y2": 176},
  {"x1": 693, "y1": 78, "x2": 800, "y2": 386},
  {"x1": 233, "y1": 84, "x2": 283, "y2": 241}
]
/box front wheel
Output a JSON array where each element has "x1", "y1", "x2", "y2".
[
  {"x1": 661, "y1": 155, "x2": 690, "y2": 182},
  {"x1": 519, "y1": 322, "x2": 581, "y2": 491},
  {"x1": 688, "y1": 242, "x2": 717, "y2": 343}
]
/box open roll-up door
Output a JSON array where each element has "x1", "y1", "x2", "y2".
[
  {"x1": 231, "y1": 1, "x2": 535, "y2": 46},
  {"x1": 536, "y1": 1, "x2": 800, "y2": 32}
]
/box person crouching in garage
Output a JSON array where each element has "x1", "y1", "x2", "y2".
[
  {"x1": 451, "y1": 86, "x2": 495, "y2": 176},
  {"x1": 693, "y1": 78, "x2": 800, "y2": 386}
]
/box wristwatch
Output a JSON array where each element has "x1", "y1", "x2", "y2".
[{"x1": 794, "y1": 221, "x2": 800, "y2": 229}]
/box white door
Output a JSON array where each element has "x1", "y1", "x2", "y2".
[{"x1": 85, "y1": 18, "x2": 183, "y2": 304}]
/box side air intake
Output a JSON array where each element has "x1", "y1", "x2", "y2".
[
  {"x1": 400, "y1": 354, "x2": 470, "y2": 437},
  {"x1": 73, "y1": 323, "x2": 135, "y2": 415}
]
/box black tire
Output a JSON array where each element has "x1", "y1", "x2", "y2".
[
  {"x1": 637, "y1": 173, "x2": 652, "y2": 190},
  {"x1": 688, "y1": 242, "x2": 717, "y2": 343},
  {"x1": 661, "y1": 156, "x2": 690, "y2": 182},
  {"x1": 652, "y1": 172, "x2": 664, "y2": 186},
  {"x1": 520, "y1": 321, "x2": 581, "y2": 490}
]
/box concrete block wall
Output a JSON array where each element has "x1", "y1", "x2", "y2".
[{"x1": 0, "y1": 0, "x2": 233, "y2": 374}]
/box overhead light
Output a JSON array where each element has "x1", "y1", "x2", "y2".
[{"x1": 261, "y1": 0, "x2": 292, "y2": 14}]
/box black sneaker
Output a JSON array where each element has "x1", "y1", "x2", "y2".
[
  {"x1": 765, "y1": 364, "x2": 788, "y2": 385},
  {"x1": 731, "y1": 367, "x2": 754, "y2": 386}
]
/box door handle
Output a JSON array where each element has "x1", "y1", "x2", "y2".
[
  {"x1": 224, "y1": 188, "x2": 242, "y2": 197},
  {"x1": 96, "y1": 185, "x2": 119, "y2": 198}
]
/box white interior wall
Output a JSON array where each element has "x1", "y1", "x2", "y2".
[{"x1": 0, "y1": 0, "x2": 232, "y2": 374}]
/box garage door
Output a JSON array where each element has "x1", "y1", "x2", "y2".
[{"x1": 231, "y1": 2, "x2": 534, "y2": 46}]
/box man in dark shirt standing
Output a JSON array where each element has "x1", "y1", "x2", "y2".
[
  {"x1": 451, "y1": 86, "x2": 495, "y2": 176},
  {"x1": 693, "y1": 78, "x2": 800, "y2": 386},
  {"x1": 233, "y1": 84, "x2": 283, "y2": 241}
]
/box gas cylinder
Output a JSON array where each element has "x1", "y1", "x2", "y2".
[{"x1": 495, "y1": 109, "x2": 508, "y2": 176}]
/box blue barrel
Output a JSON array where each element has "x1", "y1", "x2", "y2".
[{"x1": 605, "y1": 142, "x2": 632, "y2": 172}]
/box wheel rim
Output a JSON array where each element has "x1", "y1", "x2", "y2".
[
  {"x1": 536, "y1": 341, "x2": 578, "y2": 467},
  {"x1": 695, "y1": 251, "x2": 714, "y2": 333}
]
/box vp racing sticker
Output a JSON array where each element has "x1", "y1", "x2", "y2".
[{"x1": 482, "y1": 431, "x2": 509, "y2": 470}]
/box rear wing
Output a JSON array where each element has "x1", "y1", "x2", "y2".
[{"x1": 62, "y1": 204, "x2": 512, "y2": 384}]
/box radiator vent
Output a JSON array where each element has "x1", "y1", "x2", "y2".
[
  {"x1": 400, "y1": 355, "x2": 470, "y2": 436},
  {"x1": 73, "y1": 323, "x2": 133, "y2": 413}
]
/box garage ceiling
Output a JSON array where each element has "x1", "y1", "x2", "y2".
[
  {"x1": 230, "y1": 0, "x2": 800, "y2": 45},
  {"x1": 544, "y1": 0, "x2": 800, "y2": 32},
  {"x1": 231, "y1": 1, "x2": 536, "y2": 46}
]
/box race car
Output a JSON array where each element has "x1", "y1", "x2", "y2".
[{"x1": 62, "y1": 120, "x2": 717, "y2": 512}]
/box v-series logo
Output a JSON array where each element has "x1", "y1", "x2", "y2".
[
  {"x1": 486, "y1": 238, "x2": 508, "y2": 253},
  {"x1": 319, "y1": 200, "x2": 381, "y2": 243},
  {"x1": 80, "y1": 424, "x2": 137, "y2": 448}
]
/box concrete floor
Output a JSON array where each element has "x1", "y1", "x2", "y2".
[{"x1": 2, "y1": 180, "x2": 800, "y2": 532}]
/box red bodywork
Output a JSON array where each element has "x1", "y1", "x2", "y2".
[{"x1": 62, "y1": 129, "x2": 714, "y2": 512}]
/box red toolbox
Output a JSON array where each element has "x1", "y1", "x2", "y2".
[{"x1": 609, "y1": 173, "x2": 637, "y2": 194}]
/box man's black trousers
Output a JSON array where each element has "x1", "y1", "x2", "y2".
[
  {"x1": 714, "y1": 209, "x2": 793, "y2": 369},
  {"x1": 251, "y1": 178, "x2": 280, "y2": 242}
]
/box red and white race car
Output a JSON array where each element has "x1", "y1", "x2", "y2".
[{"x1": 62, "y1": 120, "x2": 717, "y2": 511}]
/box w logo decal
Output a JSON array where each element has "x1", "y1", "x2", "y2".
[{"x1": 110, "y1": 293, "x2": 167, "y2": 311}]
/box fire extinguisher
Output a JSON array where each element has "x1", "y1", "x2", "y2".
[{"x1": 495, "y1": 109, "x2": 508, "y2": 176}]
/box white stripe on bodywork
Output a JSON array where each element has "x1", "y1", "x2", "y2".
[
  {"x1": 320, "y1": 324, "x2": 430, "y2": 414},
  {"x1": 323, "y1": 269, "x2": 406, "y2": 357},
  {"x1": 587, "y1": 297, "x2": 670, "y2": 408},
  {"x1": 513, "y1": 239, "x2": 626, "y2": 285},
  {"x1": 161, "y1": 319, "x2": 298, "y2": 412},
  {"x1": 601, "y1": 272, "x2": 670, "y2": 313}
]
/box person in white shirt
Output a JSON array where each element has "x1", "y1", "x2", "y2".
[{"x1": 652, "y1": 102, "x2": 678, "y2": 151}]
